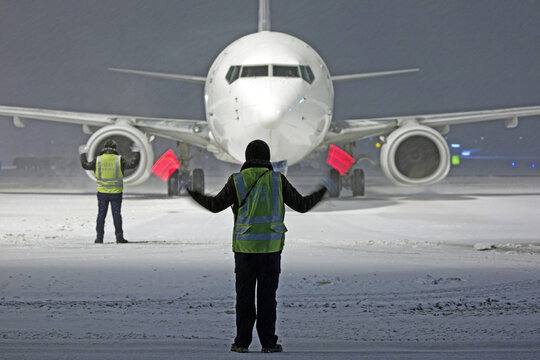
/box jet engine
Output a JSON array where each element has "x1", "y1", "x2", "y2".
[
  {"x1": 84, "y1": 123, "x2": 154, "y2": 185},
  {"x1": 380, "y1": 124, "x2": 450, "y2": 186}
]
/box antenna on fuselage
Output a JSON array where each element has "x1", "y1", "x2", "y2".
[{"x1": 258, "y1": 0, "x2": 270, "y2": 31}]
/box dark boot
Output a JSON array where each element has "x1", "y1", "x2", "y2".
[
  {"x1": 230, "y1": 343, "x2": 249, "y2": 353},
  {"x1": 95, "y1": 238, "x2": 103, "y2": 244},
  {"x1": 261, "y1": 344, "x2": 283, "y2": 353},
  {"x1": 116, "y1": 238, "x2": 128, "y2": 244}
]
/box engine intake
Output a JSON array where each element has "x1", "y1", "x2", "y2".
[
  {"x1": 380, "y1": 124, "x2": 450, "y2": 186},
  {"x1": 84, "y1": 124, "x2": 153, "y2": 185}
]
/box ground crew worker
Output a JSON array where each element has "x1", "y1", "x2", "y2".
[
  {"x1": 187, "y1": 139, "x2": 329, "y2": 353},
  {"x1": 80, "y1": 139, "x2": 140, "y2": 244}
]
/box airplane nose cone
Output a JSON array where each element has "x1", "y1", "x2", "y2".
[{"x1": 258, "y1": 103, "x2": 283, "y2": 128}]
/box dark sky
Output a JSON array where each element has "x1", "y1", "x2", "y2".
[{"x1": 1, "y1": 0, "x2": 539, "y2": 172}]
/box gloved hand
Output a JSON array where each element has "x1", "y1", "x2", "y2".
[
  {"x1": 78, "y1": 145, "x2": 88, "y2": 154},
  {"x1": 179, "y1": 173, "x2": 193, "y2": 193},
  {"x1": 130, "y1": 145, "x2": 141, "y2": 153},
  {"x1": 179, "y1": 182, "x2": 191, "y2": 193},
  {"x1": 321, "y1": 176, "x2": 338, "y2": 195}
]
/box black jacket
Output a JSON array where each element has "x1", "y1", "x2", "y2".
[
  {"x1": 188, "y1": 160, "x2": 326, "y2": 217},
  {"x1": 80, "y1": 149, "x2": 140, "y2": 173}
]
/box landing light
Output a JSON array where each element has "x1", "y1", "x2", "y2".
[
  {"x1": 451, "y1": 143, "x2": 461, "y2": 149},
  {"x1": 511, "y1": 162, "x2": 516, "y2": 167},
  {"x1": 461, "y1": 150, "x2": 471, "y2": 157}
]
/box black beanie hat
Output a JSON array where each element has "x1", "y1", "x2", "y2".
[
  {"x1": 103, "y1": 139, "x2": 117, "y2": 150},
  {"x1": 245, "y1": 139, "x2": 270, "y2": 161}
]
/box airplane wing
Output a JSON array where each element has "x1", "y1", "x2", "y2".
[
  {"x1": 331, "y1": 68, "x2": 419, "y2": 82},
  {"x1": 108, "y1": 68, "x2": 206, "y2": 84},
  {"x1": 0, "y1": 105, "x2": 211, "y2": 148},
  {"x1": 323, "y1": 105, "x2": 540, "y2": 145}
]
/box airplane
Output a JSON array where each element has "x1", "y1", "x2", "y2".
[{"x1": 1, "y1": 0, "x2": 540, "y2": 197}]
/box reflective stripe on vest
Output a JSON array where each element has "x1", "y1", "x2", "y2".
[
  {"x1": 95, "y1": 154, "x2": 123, "y2": 193},
  {"x1": 232, "y1": 169, "x2": 286, "y2": 253}
]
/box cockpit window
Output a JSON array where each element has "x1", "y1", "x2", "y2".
[
  {"x1": 226, "y1": 65, "x2": 241, "y2": 84},
  {"x1": 273, "y1": 65, "x2": 299, "y2": 78},
  {"x1": 300, "y1": 65, "x2": 315, "y2": 84},
  {"x1": 241, "y1": 65, "x2": 268, "y2": 77},
  {"x1": 226, "y1": 64, "x2": 314, "y2": 84}
]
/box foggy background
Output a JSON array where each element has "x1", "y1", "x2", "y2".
[{"x1": 1, "y1": 0, "x2": 539, "y2": 181}]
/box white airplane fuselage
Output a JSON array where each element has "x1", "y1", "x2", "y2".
[{"x1": 205, "y1": 31, "x2": 334, "y2": 165}]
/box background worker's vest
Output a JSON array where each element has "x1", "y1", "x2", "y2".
[
  {"x1": 232, "y1": 168, "x2": 287, "y2": 253},
  {"x1": 95, "y1": 154, "x2": 123, "y2": 193}
]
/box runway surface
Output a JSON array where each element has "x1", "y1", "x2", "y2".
[{"x1": 1, "y1": 176, "x2": 539, "y2": 359}]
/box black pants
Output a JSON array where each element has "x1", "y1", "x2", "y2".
[
  {"x1": 96, "y1": 192, "x2": 123, "y2": 240},
  {"x1": 234, "y1": 251, "x2": 281, "y2": 348}
]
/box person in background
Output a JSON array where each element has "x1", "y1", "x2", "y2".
[
  {"x1": 80, "y1": 140, "x2": 140, "y2": 244},
  {"x1": 187, "y1": 139, "x2": 331, "y2": 353}
]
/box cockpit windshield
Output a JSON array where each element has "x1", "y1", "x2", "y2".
[
  {"x1": 225, "y1": 65, "x2": 241, "y2": 84},
  {"x1": 273, "y1": 65, "x2": 299, "y2": 78},
  {"x1": 299, "y1": 65, "x2": 315, "y2": 84},
  {"x1": 241, "y1": 65, "x2": 269, "y2": 78},
  {"x1": 226, "y1": 64, "x2": 315, "y2": 84}
]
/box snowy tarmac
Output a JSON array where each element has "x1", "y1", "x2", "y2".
[{"x1": 1, "y1": 176, "x2": 539, "y2": 359}]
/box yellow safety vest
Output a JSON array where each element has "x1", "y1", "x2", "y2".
[
  {"x1": 232, "y1": 168, "x2": 286, "y2": 253},
  {"x1": 95, "y1": 154, "x2": 123, "y2": 193}
]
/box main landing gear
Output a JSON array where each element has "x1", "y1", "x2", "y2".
[
  {"x1": 327, "y1": 168, "x2": 365, "y2": 198},
  {"x1": 166, "y1": 142, "x2": 205, "y2": 196},
  {"x1": 327, "y1": 143, "x2": 366, "y2": 198}
]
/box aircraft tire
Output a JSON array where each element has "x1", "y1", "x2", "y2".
[
  {"x1": 329, "y1": 169, "x2": 341, "y2": 198},
  {"x1": 167, "y1": 169, "x2": 180, "y2": 196},
  {"x1": 192, "y1": 168, "x2": 205, "y2": 194},
  {"x1": 351, "y1": 168, "x2": 365, "y2": 197}
]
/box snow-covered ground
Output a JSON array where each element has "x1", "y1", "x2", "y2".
[{"x1": 1, "y1": 176, "x2": 539, "y2": 359}]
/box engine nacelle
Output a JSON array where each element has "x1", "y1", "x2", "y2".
[
  {"x1": 84, "y1": 123, "x2": 153, "y2": 185},
  {"x1": 380, "y1": 124, "x2": 450, "y2": 186}
]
